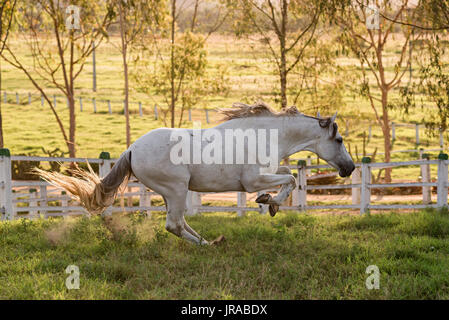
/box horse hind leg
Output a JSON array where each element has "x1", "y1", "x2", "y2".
[{"x1": 164, "y1": 189, "x2": 209, "y2": 245}]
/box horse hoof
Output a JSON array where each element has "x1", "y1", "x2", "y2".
[
  {"x1": 256, "y1": 193, "x2": 272, "y2": 204},
  {"x1": 269, "y1": 204, "x2": 279, "y2": 217},
  {"x1": 210, "y1": 235, "x2": 225, "y2": 245}
]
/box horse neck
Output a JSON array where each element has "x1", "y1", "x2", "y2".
[
  {"x1": 276, "y1": 116, "x2": 320, "y2": 158},
  {"x1": 220, "y1": 116, "x2": 320, "y2": 159}
]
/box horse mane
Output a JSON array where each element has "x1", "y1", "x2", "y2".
[
  {"x1": 219, "y1": 102, "x2": 301, "y2": 121},
  {"x1": 219, "y1": 101, "x2": 338, "y2": 138}
]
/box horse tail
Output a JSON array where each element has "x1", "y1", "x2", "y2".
[{"x1": 34, "y1": 150, "x2": 133, "y2": 215}]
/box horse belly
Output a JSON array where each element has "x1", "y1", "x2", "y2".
[{"x1": 188, "y1": 165, "x2": 244, "y2": 192}]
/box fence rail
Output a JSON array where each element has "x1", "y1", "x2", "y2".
[{"x1": 1, "y1": 150, "x2": 448, "y2": 220}]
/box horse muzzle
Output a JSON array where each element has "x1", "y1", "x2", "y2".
[{"x1": 339, "y1": 163, "x2": 355, "y2": 177}]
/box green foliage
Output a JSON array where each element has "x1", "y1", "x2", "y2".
[
  {"x1": 11, "y1": 152, "x2": 41, "y2": 180},
  {"x1": 288, "y1": 39, "x2": 354, "y2": 113},
  {"x1": 0, "y1": 0, "x2": 16, "y2": 50},
  {"x1": 400, "y1": 36, "x2": 449, "y2": 137},
  {"x1": 132, "y1": 31, "x2": 229, "y2": 126},
  {"x1": 420, "y1": 0, "x2": 449, "y2": 30}
]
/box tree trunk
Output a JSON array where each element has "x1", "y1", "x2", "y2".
[
  {"x1": 0, "y1": 58, "x2": 4, "y2": 148},
  {"x1": 123, "y1": 55, "x2": 130, "y2": 147},
  {"x1": 68, "y1": 94, "x2": 76, "y2": 158},
  {"x1": 170, "y1": 0, "x2": 176, "y2": 128},
  {"x1": 381, "y1": 89, "x2": 392, "y2": 182},
  {"x1": 279, "y1": 1, "x2": 287, "y2": 110},
  {"x1": 119, "y1": 2, "x2": 131, "y2": 147},
  {"x1": 279, "y1": 66, "x2": 287, "y2": 110}
]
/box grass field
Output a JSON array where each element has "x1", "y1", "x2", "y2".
[{"x1": 1, "y1": 209, "x2": 449, "y2": 299}]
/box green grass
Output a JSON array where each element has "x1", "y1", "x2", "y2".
[{"x1": 1, "y1": 209, "x2": 449, "y2": 299}]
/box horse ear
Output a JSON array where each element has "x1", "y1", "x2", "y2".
[
  {"x1": 317, "y1": 111, "x2": 321, "y2": 118},
  {"x1": 330, "y1": 112, "x2": 337, "y2": 122}
]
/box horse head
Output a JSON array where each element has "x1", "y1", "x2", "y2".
[{"x1": 314, "y1": 112, "x2": 355, "y2": 177}]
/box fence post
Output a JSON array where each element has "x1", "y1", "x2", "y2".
[
  {"x1": 79, "y1": 97, "x2": 83, "y2": 112},
  {"x1": 99, "y1": 152, "x2": 112, "y2": 215},
  {"x1": 291, "y1": 173, "x2": 299, "y2": 207},
  {"x1": 3, "y1": 91, "x2": 6, "y2": 103},
  {"x1": 0, "y1": 149, "x2": 13, "y2": 220},
  {"x1": 306, "y1": 156, "x2": 311, "y2": 175},
  {"x1": 154, "y1": 105, "x2": 158, "y2": 120},
  {"x1": 297, "y1": 160, "x2": 307, "y2": 211},
  {"x1": 93, "y1": 98, "x2": 97, "y2": 113},
  {"x1": 205, "y1": 109, "x2": 210, "y2": 124},
  {"x1": 391, "y1": 122, "x2": 396, "y2": 142},
  {"x1": 421, "y1": 153, "x2": 431, "y2": 205},
  {"x1": 15, "y1": 92, "x2": 19, "y2": 104},
  {"x1": 39, "y1": 185, "x2": 47, "y2": 217},
  {"x1": 437, "y1": 153, "x2": 448, "y2": 209},
  {"x1": 237, "y1": 192, "x2": 247, "y2": 216},
  {"x1": 61, "y1": 191, "x2": 68, "y2": 215},
  {"x1": 66, "y1": 97, "x2": 69, "y2": 109},
  {"x1": 188, "y1": 109, "x2": 192, "y2": 121},
  {"x1": 28, "y1": 93, "x2": 31, "y2": 105},
  {"x1": 360, "y1": 157, "x2": 371, "y2": 214},
  {"x1": 416, "y1": 124, "x2": 420, "y2": 145},
  {"x1": 139, "y1": 102, "x2": 143, "y2": 117},
  {"x1": 368, "y1": 125, "x2": 372, "y2": 141},
  {"x1": 29, "y1": 188, "x2": 38, "y2": 218},
  {"x1": 107, "y1": 100, "x2": 112, "y2": 114},
  {"x1": 440, "y1": 130, "x2": 444, "y2": 150},
  {"x1": 99, "y1": 152, "x2": 112, "y2": 178},
  {"x1": 186, "y1": 191, "x2": 201, "y2": 216},
  {"x1": 41, "y1": 95, "x2": 44, "y2": 107},
  {"x1": 139, "y1": 185, "x2": 151, "y2": 217},
  {"x1": 53, "y1": 95, "x2": 57, "y2": 108},
  {"x1": 352, "y1": 166, "x2": 361, "y2": 205}
]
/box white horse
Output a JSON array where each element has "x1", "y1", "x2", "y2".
[{"x1": 37, "y1": 103, "x2": 355, "y2": 245}]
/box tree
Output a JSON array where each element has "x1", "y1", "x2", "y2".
[
  {"x1": 288, "y1": 37, "x2": 353, "y2": 114},
  {"x1": 0, "y1": 0, "x2": 17, "y2": 148},
  {"x1": 333, "y1": 0, "x2": 422, "y2": 182},
  {"x1": 112, "y1": 0, "x2": 164, "y2": 147},
  {"x1": 399, "y1": 34, "x2": 449, "y2": 137},
  {"x1": 229, "y1": 0, "x2": 325, "y2": 109},
  {"x1": 1, "y1": 0, "x2": 113, "y2": 157},
  {"x1": 132, "y1": 0, "x2": 229, "y2": 128},
  {"x1": 367, "y1": 0, "x2": 449, "y2": 31}
]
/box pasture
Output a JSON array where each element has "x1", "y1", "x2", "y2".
[{"x1": 1, "y1": 209, "x2": 449, "y2": 299}]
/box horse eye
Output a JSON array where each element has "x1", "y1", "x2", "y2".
[{"x1": 336, "y1": 137, "x2": 343, "y2": 143}]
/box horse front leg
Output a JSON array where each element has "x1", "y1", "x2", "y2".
[{"x1": 242, "y1": 171, "x2": 296, "y2": 217}]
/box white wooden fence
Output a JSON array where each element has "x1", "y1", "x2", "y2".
[{"x1": 0, "y1": 150, "x2": 448, "y2": 220}]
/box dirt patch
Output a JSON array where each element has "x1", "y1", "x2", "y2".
[{"x1": 45, "y1": 218, "x2": 75, "y2": 245}]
